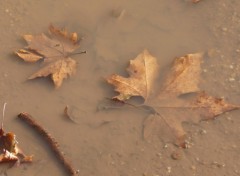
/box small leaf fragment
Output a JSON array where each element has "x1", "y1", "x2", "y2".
[
  {"x1": 0, "y1": 131, "x2": 32, "y2": 163},
  {"x1": 0, "y1": 150, "x2": 18, "y2": 162}
]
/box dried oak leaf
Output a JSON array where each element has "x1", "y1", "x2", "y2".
[
  {"x1": 107, "y1": 49, "x2": 159, "y2": 101},
  {"x1": 0, "y1": 128, "x2": 32, "y2": 163},
  {"x1": 16, "y1": 25, "x2": 80, "y2": 88},
  {"x1": 107, "y1": 50, "x2": 240, "y2": 147}
]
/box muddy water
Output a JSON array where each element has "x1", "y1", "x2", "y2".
[{"x1": 0, "y1": 0, "x2": 240, "y2": 176}]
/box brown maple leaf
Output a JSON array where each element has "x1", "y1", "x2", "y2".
[
  {"x1": 16, "y1": 25, "x2": 83, "y2": 88},
  {"x1": 107, "y1": 50, "x2": 240, "y2": 147},
  {"x1": 158, "y1": 53, "x2": 202, "y2": 98},
  {"x1": 143, "y1": 92, "x2": 240, "y2": 147},
  {"x1": 107, "y1": 49, "x2": 159, "y2": 101}
]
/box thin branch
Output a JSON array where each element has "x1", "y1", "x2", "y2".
[{"x1": 18, "y1": 112, "x2": 78, "y2": 176}]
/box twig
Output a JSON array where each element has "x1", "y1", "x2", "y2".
[{"x1": 18, "y1": 112, "x2": 78, "y2": 176}]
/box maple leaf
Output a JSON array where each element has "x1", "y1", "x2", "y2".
[
  {"x1": 158, "y1": 53, "x2": 202, "y2": 98},
  {"x1": 107, "y1": 49, "x2": 159, "y2": 101},
  {"x1": 107, "y1": 50, "x2": 240, "y2": 147},
  {"x1": 143, "y1": 92, "x2": 240, "y2": 147},
  {"x1": 16, "y1": 25, "x2": 82, "y2": 88}
]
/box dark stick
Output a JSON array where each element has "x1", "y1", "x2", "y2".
[{"x1": 18, "y1": 112, "x2": 78, "y2": 176}]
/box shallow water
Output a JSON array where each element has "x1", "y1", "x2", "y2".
[{"x1": 0, "y1": 0, "x2": 240, "y2": 175}]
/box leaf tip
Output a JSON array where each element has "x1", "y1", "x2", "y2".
[{"x1": 23, "y1": 34, "x2": 33, "y2": 42}]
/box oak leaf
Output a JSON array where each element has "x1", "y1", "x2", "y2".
[
  {"x1": 16, "y1": 25, "x2": 81, "y2": 88},
  {"x1": 107, "y1": 50, "x2": 240, "y2": 147}
]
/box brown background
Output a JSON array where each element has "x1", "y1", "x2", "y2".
[{"x1": 0, "y1": 0, "x2": 239, "y2": 175}]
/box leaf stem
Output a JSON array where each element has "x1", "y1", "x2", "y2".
[
  {"x1": 68, "y1": 51, "x2": 87, "y2": 56},
  {"x1": 43, "y1": 51, "x2": 87, "y2": 60}
]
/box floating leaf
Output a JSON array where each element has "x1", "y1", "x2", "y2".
[{"x1": 16, "y1": 25, "x2": 84, "y2": 88}]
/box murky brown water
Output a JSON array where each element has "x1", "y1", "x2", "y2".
[{"x1": 0, "y1": 0, "x2": 240, "y2": 175}]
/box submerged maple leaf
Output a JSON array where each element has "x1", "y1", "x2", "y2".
[
  {"x1": 107, "y1": 50, "x2": 240, "y2": 147},
  {"x1": 158, "y1": 53, "x2": 202, "y2": 98},
  {"x1": 107, "y1": 49, "x2": 159, "y2": 101},
  {"x1": 16, "y1": 25, "x2": 84, "y2": 88}
]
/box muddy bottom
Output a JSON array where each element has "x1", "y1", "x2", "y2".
[{"x1": 0, "y1": 0, "x2": 240, "y2": 176}]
